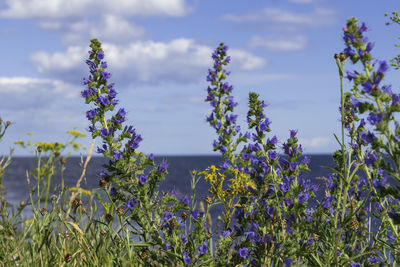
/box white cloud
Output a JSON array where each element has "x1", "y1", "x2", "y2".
[
  {"x1": 0, "y1": 76, "x2": 87, "y2": 144},
  {"x1": 0, "y1": 0, "x2": 190, "y2": 19},
  {"x1": 248, "y1": 35, "x2": 308, "y2": 51},
  {"x1": 53, "y1": 16, "x2": 147, "y2": 45},
  {"x1": 0, "y1": 76, "x2": 79, "y2": 110},
  {"x1": 221, "y1": 7, "x2": 336, "y2": 29},
  {"x1": 30, "y1": 39, "x2": 266, "y2": 85},
  {"x1": 299, "y1": 137, "x2": 330, "y2": 148}
]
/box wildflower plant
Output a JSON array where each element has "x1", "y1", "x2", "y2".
[{"x1": 202, "y1": 43, "x2": 318, "y2": 266}]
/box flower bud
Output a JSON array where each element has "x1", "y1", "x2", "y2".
[
  {"x1": 100, "y1": 229, "x2": 108, "y2": 236},
  {"x1": 117, "y1": 207, "x2": 125, "y2": 216},
  {"x1": 140, "y1": 252, "x2": 148, "y2": 260},
  {"x1": 65, "y1": 254, "x2": 72, "y2": 263},
  {"x1": 99, "y1": 179, "x2": 108, "y2": 187},
  {"x1": 60, "y1": 157, "x2": 66, "y2": 165},
  {"x1": 19, "y1": 201, "x2": 25, "y2": 208},
  {"x1": 40, "y1": 208, "x2": 48, "y2": 216},
  {"x1": 181, "y1": 211, "x2": 189, "y2": 220},
  {"x1": 204, "y1": 196, "x2": 213, "y2": 205},
  {"x1": 37, "y1": 146, "x2": 42, "y2": 153},
  {"x1": 104, "y1": 213, "x2": 113, "y2": 223}
]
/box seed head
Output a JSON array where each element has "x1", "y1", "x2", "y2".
[
  {"x1": 99, "y1": 178, "x2": 108, "y2": 187},
  {"x1": 181, "y1": 211, "x2": 189, "y2": 220},
  {"x1": 65, "y1": 254, "x2": 72, "y2": 263},
  {"x1": 40, "y1": 208, "x2": 47, "y2": 216}
]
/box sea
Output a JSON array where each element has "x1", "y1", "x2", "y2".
[{"x1": 2, "y1": 155, "x2": 334, "y2": 210}]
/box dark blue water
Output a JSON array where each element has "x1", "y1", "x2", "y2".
[{"x1": 2, "y1": 155, "x2": 334, "y2": 207}]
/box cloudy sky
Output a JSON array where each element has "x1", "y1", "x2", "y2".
[{"x1": 0, "y1": 0, "x2": 399, "y2": 156}]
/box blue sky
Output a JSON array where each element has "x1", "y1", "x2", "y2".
[{"x1": 0, "y1": 0, "x2": 399, "y2": 156}]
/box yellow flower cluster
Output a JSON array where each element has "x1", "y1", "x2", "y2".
[{"x1": 198, "y1": 165, "x2": 255, "y2": 201}]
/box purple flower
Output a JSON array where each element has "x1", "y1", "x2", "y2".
[
  {"x1": 268, "y1": 150, "x2": 278, "y2": 161},
  {"x1": 284, "y1": 258, "x2": 292, "y2": 267},
  {"x1": 305, "y1": 237, "x2": 314, "y2": 246},
  {"x1": 267, "y1": 206, "x2": 274, "y2": 218},
  {"x1": 367, "y1": 112, "x2": 382, "y2": 125},
  {"x1": 127, "y1": 197, "x2": 136, "y2": 210},
  {"x1": 86, "y1": 109, "x2": 97, "y2": 120},
  {"x1": 81, "y1": 88, "x2": 94, "y2": 98},
  {"x1": 289, "y1": 162, "x2": 297, "y2": 172},
  {"x1": 361, "y1": 81, "x2": 373, "y2": 94},
  {"x1": 267, "y1": 135, "x2": 278, "y2": 146},
  {"x1": 110, "y1": 187, "x2": 118, "y2": 196},
  {"x1": 280, "y1": 182, "x2": 290, "y2": 193},
  {"x1": 182, "y1": 250, "x2": 191, "y2": 265},
  {"x1": 359, "y1": 131, "x2": 375, "y2": 144},
  {"x1": 128, "y1": 134, "x2": 142, "y2": 150},
  {"x1": 227, "y1": 96, "x2": 238, "y2": 108},
  {"x1": 322, "y1": 196, "x2": 333, "y2": 209},
  {"x1": 298, "y1": 192, "x2": 309, "y2": 204},
  {"x1": 365, "y1": 151, "x2": 377, "y2": 167},
  {"x1": 382, "y1": 85, "x2": 393, "y2": 94},
  {"x1": 138, "y1": 174, "x2": 148, "y2": 185},
  {"x1": 163, "y1": 212, "x2": 174, "y2": 221},
  {"x1": 191, "y1": 211, "x2": 203, "y2": 219},
  {"x1": 100, "y1": 71, "x2": 111, "y2": 81},
  {"x1": 358, "y1": 22, "x2": 368, "y2": 33},
  {"x1": 350, "y1": 262, "x2": 361, "y2": 267},
  {"x1": 108, "y1": 88, "x2": 117, "y2": 98},
  {"x1": 222, "y1": 230, "x2": 230, "y2": 237},
  {"x1": 97, "y1": 50, "x2": 104, "y2": 60},
  {"x1": 289, "y1": 129, "x2": 297, "y2": 138},
  {"x1": 181, "y1": 195, "x2": 190, "y2": 206},
  {"x1": 284, "y1": 198, "x2": 294, "y2": 207},
  {"x1": 259, "y1": 119, "x2": 271, "y2": 132},
  {"x1": 86, "y1": 60, "x2": 96, "y2": 73},
  {"x1": 366, "y1": 42, "x2": 374, "y2": 52},
  {"x1": 101, "y1": 127, "x2": 113, "y2": 138},
  {"x1": 101, "y1": 61, "x2": 107, "y2": 69},
  {"x1": 377, "y1": 60, "x2": 389, "y2": 74},
  {"x1": 345, "y1": 70, "x2": 357, "y2": 81},
  {"x1": 392, "y1": 94, "x2": 400, "y2": 106},
  {"x1": 373, "y1": 178, "x2": 386, "y2": 191},
  {"x1": 350, "y1": 97, "x2": 361, "y2": 108},
  {"x1": 198, "y1": 244, "x2": 208, "y2": 255},
  {"x1": 302, "y1": 156, "x2": 311, "y2": 165},
  {"x1": 344, "y1": 46, "x2": 354, "y2": 57},
  {"x1": 226, "y1": 114, "x2": 237, "y2": 123},
  {"x1": 113, "y1": 151, "x2": 122, "y2": 161},
  {"x1": 238, "y1": 247, "x2": 248, "y2": 259},
  {"x1": 242, "y1": 153, "x2": 251, "y2": 160},
  {"x1": 97, "y1": 144, "x2": 107, "y2": 153},
  {"x1": 158, "y1": 161, "x2": 168, "y2": 173},
  {"x1": 97, "y1": 96, "x2": 110, "y2": 106}
]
